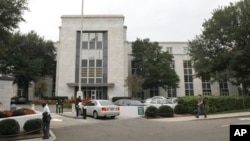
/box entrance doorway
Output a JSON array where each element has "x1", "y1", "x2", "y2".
[
  {"x1": 91, "y1": 90, "x2": 96, "y2": 99},
  {"x1": 81, "y1": 87, "x2": 107, "y2": 100}
]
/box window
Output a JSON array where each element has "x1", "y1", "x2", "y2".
[
  {"x1": 150, "y1": 87, "x2": 159, "y2": 97},
  {"x1": 82, "y1": 60, "x2": 87, "y2": 67},
  {"x1": 170, "y1": 60, "x2": 175, "y2": 69},
  {"x1": 79, "y1": 32, "x2": 104, "y2": 84},
  {"x1": 96, "y1": 60, "x2": 102, "y2": 67},
  {"x1": 131, "y1": 61, "x2": 138, "y2": 75},
  {"x1": 166, "y1": 47, "x2": 172, "y2": 54},
  {"x1": 81, "y1": 59, "x2": 103, "y2": 83},
  {"x1": 219, "y1": 81, "x2": 229, "y2": 96},
  {"x1": 82, "y1": 33, "x2": 88, "y2": 49},
  {"x1": 202, "y1": 74, "x2": 211, "y2": 96},
  {"x1": 183, "y1": 60, "x2": 194, "y2": 96},
  {"x1": 184, "y1": 47, "x2": 189, "y2": 54},
  {"x1": 81, "y1": 33, "x2": 103, "y2": 49},
  {"x1": 167, "y1": 86, "x2": 177, "y2": 97}
]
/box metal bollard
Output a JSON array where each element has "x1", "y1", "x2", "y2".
[{"x1": 82, "y1": 107, "x2": 87, "y2": 119}]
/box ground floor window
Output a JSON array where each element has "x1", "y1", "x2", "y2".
[{"x1": 167, "y1": 86, "x2": 177, "y2": 97}]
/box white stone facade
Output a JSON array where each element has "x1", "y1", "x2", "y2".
[
  {"x1": 56, "y1": 15, "x2": 239, "y2": 100},
  {"x1": 56, "y1": 15, "x2": 128, "y2": 99}
]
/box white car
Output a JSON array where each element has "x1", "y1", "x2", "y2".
[
  {"x1": 83, "y1": 100, "x2": 120, "y2": 119},
  {"x1": 144, "y1": 96, "x2": 167, "y2": 104},
  {"x1": 147, "y1": 98, "x2": 177, "y2": 109}
]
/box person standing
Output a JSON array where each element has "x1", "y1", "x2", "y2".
[
  {"x1": 42, "y1": 103, "x2": 51, "y2": 139},
  {"x1": 196, "y1": 94, "x2": 207, "y2": 118},
  {"x1": 75, "y1": 96, "x2": 82, "y2": 118}
]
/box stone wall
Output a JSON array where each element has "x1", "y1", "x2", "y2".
[{"x1": 0, "y1": 79, "x2": 14, "y2": 111}]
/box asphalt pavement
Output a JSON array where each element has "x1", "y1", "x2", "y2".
[{"x1": 17, "y1": 104, "x2": 250, "y2": 141}]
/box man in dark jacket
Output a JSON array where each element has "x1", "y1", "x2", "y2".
[{"x1": 75, "y1": 96, "x2": 82, "y2": 118}]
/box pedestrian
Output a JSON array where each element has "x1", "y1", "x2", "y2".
[
  {"x1": 75, "y1": 96, "x2": 82, "y2": 118},
  {"x1": 196, "y1": 94, "x2": 207, "y2": 118},
  {"x1": 42, "y1": 103, "x2": 51, "y2": 139}
]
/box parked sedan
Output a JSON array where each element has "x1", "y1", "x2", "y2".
[
  {"x1": 11, "y1": 96, "x2": 27, "y2": 104},
  {"x1": 143, "y1": 96, "x2": 167, "y2": 104},
  {"x1": 147, "y1": 98, "x2": 177, "y2": 109},
  {"x1": 83, "y1": 100, "x2": 120, "y2": 119},
  {"x1": 114, "y1": 99, "x2": 144, "y2": 106}
]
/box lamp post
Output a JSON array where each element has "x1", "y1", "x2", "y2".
[{"x1": 77, "y1": 0, "x2": 84, "y2": 97}]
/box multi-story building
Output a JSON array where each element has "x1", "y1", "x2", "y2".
[{"x1": 56, "y1": 14, "x2": 240, "y2": 100}]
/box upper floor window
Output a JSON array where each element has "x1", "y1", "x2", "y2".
[
  {"x1": 183, "y1": 47, "x2": 189, "y2": 54},
  {"x1": 82, "y1": 32, "x2": 103, "y2": 50},
  {"x1": 166, "y1": 47, "x2": 172, "y2": 54}
]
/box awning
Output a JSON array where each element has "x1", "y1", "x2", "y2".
[{"x1": 67, "y1": 83, "x2": 115, "y2": 87}]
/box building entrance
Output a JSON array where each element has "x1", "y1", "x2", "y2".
[{"x1": 82, "y1": 87, "x2": 107, "y2": 100}]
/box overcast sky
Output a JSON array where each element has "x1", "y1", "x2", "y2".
[{"x1": 18, "y1": 0, "x2": 239, "y2": 42}]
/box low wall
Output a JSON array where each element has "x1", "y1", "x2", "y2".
[
  {"x1": 0, "y1": 112, "x2": 42, "y2": 132},
  {"x1": 119, "y1": 106, "x2": 147, "y2": 117}
]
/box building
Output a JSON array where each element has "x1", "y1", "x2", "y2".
[
  {"x1": 56, "y1": 15, "x2": 128, "y2": 99},
  {"x1": 56, "y1": 15, "x2": 240, "y2": 100}
]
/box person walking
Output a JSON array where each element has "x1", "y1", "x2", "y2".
[
  {"x1": 42, "y1": 103, "x2": 51, "y2": 139},
  {"x1": 196, "y1": 94, "x2": 207, "y2": 118},
  {"x1": 75, "y1": 96, "x2": 82, "y2": 118}
]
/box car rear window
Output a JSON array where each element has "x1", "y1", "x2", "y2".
[{"x1": 99, "y1": 100, "x2": 114, "y2": 106}]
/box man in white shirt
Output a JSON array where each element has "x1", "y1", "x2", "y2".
[{"x1": 42, "y1": 103, "x2": 51, "y2": 139}]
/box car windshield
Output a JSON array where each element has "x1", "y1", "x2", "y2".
[
  {"x1": 99, "y1": 100, "x2": 114, "y2": 106},
  {"x1": 163, "y1": 99, "x2": 175, "y2": 104}
]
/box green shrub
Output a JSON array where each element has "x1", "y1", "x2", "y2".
[
  {"x1": 23, "y1": 118, "x2": 42, "y2": 133},
  {"x1": 0, "y1": 111, "x2": 5, "y2": 118},
  {"x1": 158, "y1": 105, "x2": 174, "y2": 117},
  {"x1": 177, "y1": 96, "x2": 250, "y2": 114},
  {"x1": 0, "y1": 119, "x2": 20, "y2": 135},
  {"x1": 174, "y1": 104, "x2": 188, "y2": 114},
  {"x1": 145, "y1": 106, "x2": 158, "y2": 117},
  {"x1": 12, "y1": 109, "x2": 26, "y2": 116}
]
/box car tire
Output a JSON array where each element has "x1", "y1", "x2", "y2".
[
  {"x1": 110, "y1": 116, "x2": 116, "y2": 119},
  {"x1": 93, "y1": 111, "x2": 98, "y2": 119}
]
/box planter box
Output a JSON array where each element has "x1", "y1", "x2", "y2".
[
  {"x1": 119, "y1": 106, "x2": 147, "y2": 117},
  {"x1": 0, "y1": 112, "x2": 42, "y2": 132}
]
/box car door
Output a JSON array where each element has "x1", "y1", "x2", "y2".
[{"x1": 85, "y1": 101, "x2": 95, "y2": 115}]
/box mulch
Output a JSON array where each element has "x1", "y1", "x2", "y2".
[{"x1": 0, "y1": 131, "x2": 43, "y2": 141}]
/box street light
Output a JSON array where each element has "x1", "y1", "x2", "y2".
[{"x1": 77, "y1": 0, "x2": 84, "y2": 97}]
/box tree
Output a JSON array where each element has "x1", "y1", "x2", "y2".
[
  {"x1": 0, "y1": 0, "x2": 29, "y2": 73},
  {"x1": 131, "y1": 38, "x2": 179, "y2": 91},
  {"x1": 1, "y1": 31, "x2": 56, "y2": 99},
  {"x1": 0, "y1": 0, "x2": 28, "y2": 47},
  {"x1": 125, "y1": 74, "x2": 144, "y2": 96},
  {"x1": 188, "y1": 0, "x2": 250, "y2": 94},
  {"x1": 35, "y1": 78, "x2": 47, "y2": 98}
]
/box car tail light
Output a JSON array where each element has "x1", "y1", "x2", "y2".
[
  {"x1": 101, "y1": 107, "x2": 107, "y2": 111},
  {"x1": 116, "y1": 106, "x2": 120, "y2": 111}
]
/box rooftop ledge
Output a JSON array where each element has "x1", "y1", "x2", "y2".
[{"x1": 67, "y1": 83, "x2": 115, "y2": 87}]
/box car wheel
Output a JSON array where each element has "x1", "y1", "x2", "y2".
[
  {"x1": 93, "y1": 111, "x2": 98, "y2": 119},
  {"x1": 110, "y1": 116, "x2": 116, "y2": 119}
]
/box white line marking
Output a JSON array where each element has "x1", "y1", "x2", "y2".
[
  {"x1": 221, "y1": 122, "x2": 250, "y2": 127},
  {"x1": 52, "y1": 119, "x2": 63, "y2": 122},
  {"x1": 238, "y1": 118, "x2": 250, "y2": 120}
]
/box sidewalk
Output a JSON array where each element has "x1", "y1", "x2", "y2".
[
  {"x1": 146, "y1": 112, "x2": 250, "y2": 122},
  {"x1": 21, "y1": 104, "x2": 250, "y2": 141}
]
